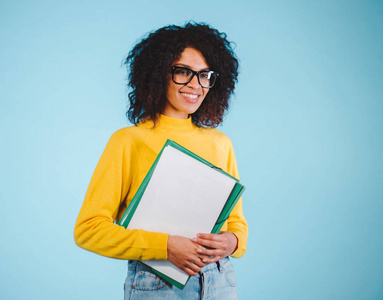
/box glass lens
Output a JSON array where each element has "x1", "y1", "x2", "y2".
[
  {"x1": 199, "y1": 71, "x2": 216, "y2": 88},
  {"x1": 173, "y1": 68, "x2": 193, "y2": 84}
]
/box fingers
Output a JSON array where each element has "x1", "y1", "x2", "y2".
[
  {"x1": 172, "y1": 258, "x2": 203, "y2": 276},
  {"x1": 196, "y1": 239, "x2": 221, "y2": 250},
  {"x1": 201, "y1": 256, "x2": 221, "y2": 264},
  {"x1": 167, "y1": 233, "x2": 236, "y2": 277},
  {"x1": 179, "y1": 253, "x2": 206, "y2": 276},
  {"x1": 185, "y1": 269, "x2": 199, "y2": 276},
  {"x1": 197, "y1": 247, "x2": 222, "y2": 257},
  {"x1": 184, "y1": 263, "x2": 201, "y2": 276},
  {"x1": 193, "y1": 255, "x2": 206, "y2": 268},
  {"x1": 193, "y1": 233, "x2": 224, "y2": 250},
  {"x1": 192, "y1": 231, "x2": 237, "y2": 262},
  {"x1": 196, "y1": 232, "x2": 222, "y2": 242},
  {"x1": 167, "y1": 235, "x2": 207, "y2": 276}
]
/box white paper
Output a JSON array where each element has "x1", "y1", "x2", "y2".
[{"x1": 127, "y1": 145, "x2": 236, "y2": 286}]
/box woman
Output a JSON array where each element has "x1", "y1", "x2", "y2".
[{"x1": 74, "y1": 22, "x2": 248, "y2": 299}]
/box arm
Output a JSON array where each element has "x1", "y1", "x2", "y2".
[{"x1": 73, "y1": 130, "x2": 168, "y2": 261}]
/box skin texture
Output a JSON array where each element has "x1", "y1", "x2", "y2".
[
  {"x1": 163, "y1": 47, "x2": 210, "y2": 119},
  {"x1": 193, "y1": 232, "x2": 238, "y2": 264},
  {"x1": 167, "y1": 235, "x2": 206, "y2": 276},
  {"x1": 164, "y1": 47, "x2": 238, "y2": 276},
  {"x1": 167, "y1": 232, "x2": 238, "y2": 276}
]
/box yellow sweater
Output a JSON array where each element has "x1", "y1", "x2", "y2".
[{"x1": 74, "y1": 114, "x2": 248, "y2": 260}]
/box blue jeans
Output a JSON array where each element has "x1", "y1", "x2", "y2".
[{"x1": 124, "y1": 257, "x2": 238, "y2": 299}]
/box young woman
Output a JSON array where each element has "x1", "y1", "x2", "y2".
[{"x1": 74, "y1": 22, "x2": 248, "y2": 299}]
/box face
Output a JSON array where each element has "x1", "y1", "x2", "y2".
[{"x1": 164, "y1": 47, "x2": 210, "y2": 119}]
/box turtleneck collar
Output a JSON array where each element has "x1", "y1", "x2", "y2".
[{"x1": 139, "y1": 114, "x2": 197, "y2": 134}]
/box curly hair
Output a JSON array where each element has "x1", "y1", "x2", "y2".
[{"x1": 125, "y1": 22, "x2": 239, "y2": 127}]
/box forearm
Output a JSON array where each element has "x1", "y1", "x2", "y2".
[{"x1": 74, "y1": 216, "x2": 169, "y2": 260}]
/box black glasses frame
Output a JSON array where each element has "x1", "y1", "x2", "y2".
[{"x1": 170, "y1": 66, "x2": 219, "y2": 88}]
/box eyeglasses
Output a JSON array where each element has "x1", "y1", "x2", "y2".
[{"x1": 170, "y1": 66, "x2": 219, "y2": 88}]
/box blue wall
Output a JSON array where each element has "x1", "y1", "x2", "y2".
[{"x1": 1, "y1": 1, "x2": 382, "y2": 299}]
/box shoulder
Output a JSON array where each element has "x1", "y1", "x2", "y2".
[
  {"x1": 110, "y1": 126, "x2": 140, "y2": 139},
  {"x1": 110, "y1": 124, "x2": 150, "y2": 139},
  {"x1": 199, "y1": 127, "x2": 235, "y2": 156},
  {"x1": 106, "y1": 125, "x2": 149, "y2": 150},
  {"x1": 202, "y1": 127, "x2": 233, "y2": 146}
]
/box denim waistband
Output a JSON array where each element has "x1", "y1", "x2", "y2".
[
  {"x1": 200, "y1": 256, "x2": 228, "y2": 273},
  {"x1": 128, "y1": 257, "x2": 229, "y2": 274}
]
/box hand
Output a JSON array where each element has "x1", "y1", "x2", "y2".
[
  {"x1": 167, "y1": 235, "x2": 206, "y2": 276},
  {"x1": 192, "y1": 231, "x2": 238, "y2": 264}
]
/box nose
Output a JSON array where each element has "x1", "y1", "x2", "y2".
[{"x1": 186, "y1": 74, "x2": 201, "y2": 89}]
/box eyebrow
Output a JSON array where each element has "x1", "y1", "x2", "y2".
[{"x1": 174, "y1": 64, "x2": 211, "y2": 72}]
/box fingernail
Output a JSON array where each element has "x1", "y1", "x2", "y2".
[{"x1": 192, "y1": 238, "x2": 197, "y2": 242}]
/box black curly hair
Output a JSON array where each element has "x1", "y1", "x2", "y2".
[{"x1": 125, "y1": 22, "x2": 239, "y2": 127}]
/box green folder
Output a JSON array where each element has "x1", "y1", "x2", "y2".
[{"x1": 118, "y1": 139, "x2": 245, "y2": 289}]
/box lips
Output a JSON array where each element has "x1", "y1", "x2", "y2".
[
  {"x1": 180, "y1": 92, "x2": 201, "y2": 105},
  {"x1": 180, "y1": 92, "x2": 199, "y2": 99}
]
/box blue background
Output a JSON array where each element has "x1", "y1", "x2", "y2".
[{"x1": 1, "y1": 1, "x2": 382, "y2": 299}]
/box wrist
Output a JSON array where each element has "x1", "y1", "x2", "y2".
[{"x1": 229, "y1": 232, "x2": 239, "y2": 255}]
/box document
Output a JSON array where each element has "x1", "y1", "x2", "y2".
[{"x1": 118, "y1": 140, "x2": 245, "y2": 289}]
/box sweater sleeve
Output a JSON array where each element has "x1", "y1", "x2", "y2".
[
  {"x1": 226, "y1": 142, "x2": 248, "y2": 258},
  {"x1": 73, "y1": 130, "x2": 169, "y2": 260}
]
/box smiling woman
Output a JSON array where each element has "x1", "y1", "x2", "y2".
[
  {"x1": 74, "y1": 22, "x2": 248, "y2": 300},
  {"x1": 164, "y1": 48, "x2": 211, "y2": 119},
  {"x1": 125, "y1": 22, "x2": 239, "y2": 128}
]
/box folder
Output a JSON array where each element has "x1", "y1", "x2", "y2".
[{"x1": 118, "y1": 139, "x2": 245, "y2": 289}]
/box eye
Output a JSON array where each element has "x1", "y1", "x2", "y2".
[
  {"x1": 200, "y1": 72, "x2": 211, "y2": 80},
  {"x1": 174, "y1": 68, "x2": 192, "y2": 77}
]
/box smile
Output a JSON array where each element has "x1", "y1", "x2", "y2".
[{"x1": 180, "y1": 92, "x2": 199, "y2": 99}]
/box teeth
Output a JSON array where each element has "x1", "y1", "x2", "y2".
[{"x1": 181, "y1": 93, "x2": 198, "y2": 99}]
